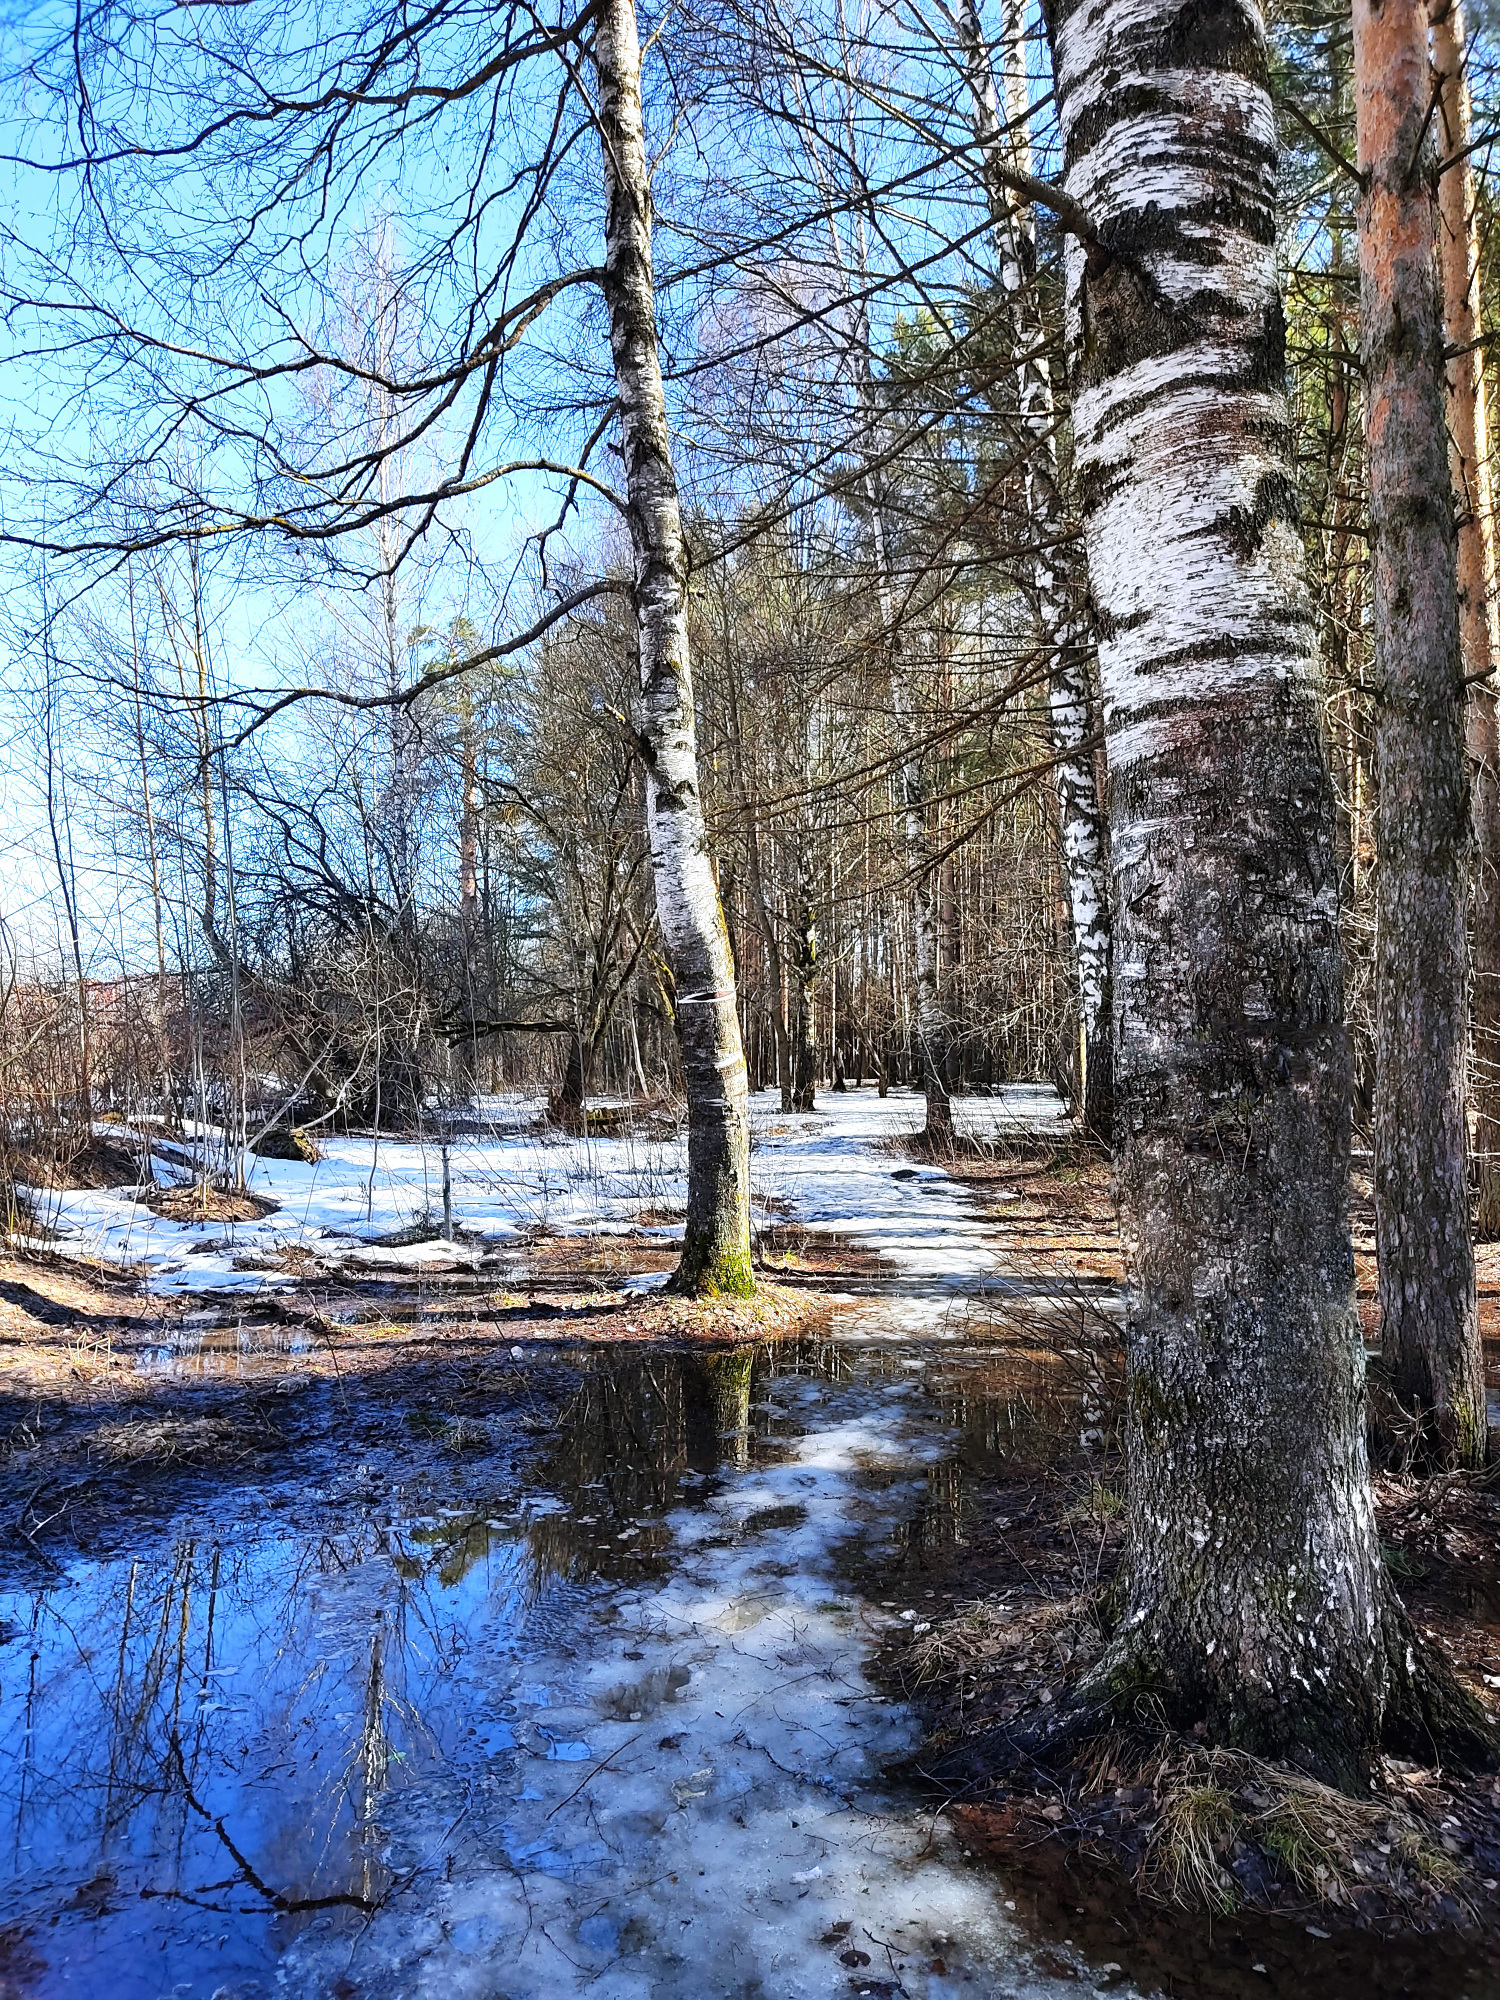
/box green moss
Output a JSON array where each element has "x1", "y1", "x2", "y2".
[
  {"x1": 669, "y1": 1233, "x2": 756, "y2": 1299},
  {"x1": 1127, "y1": 1369, "x2": 1178, "y2": 1446},
  {"x1": 1453, "y1": 1393, "x2": 1489, "y2": 1472}
]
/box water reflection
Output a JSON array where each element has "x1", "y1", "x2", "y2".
[{"x1": 0, "y1": 1330, "x2": 1092, "y2": 1997}]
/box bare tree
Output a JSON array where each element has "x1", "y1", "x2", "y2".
[{"x1": 593, "y1": 0, "x2": 754, "y2": 1292}]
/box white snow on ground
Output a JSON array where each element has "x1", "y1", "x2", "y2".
[
  {"x1": 278, "y1": 1357, "x2": 1139, "y2": 2000},
  {"x1": 5, "y1": 1081, "x2": 1144, "y2": 1997},
  {"x1": 22, "y1": 1087, "x2": 1070, "y2": 1295}
]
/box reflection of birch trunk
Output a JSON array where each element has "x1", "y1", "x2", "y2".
[
  {"x1": 1355, "y1": 0, "x2": 1483, "y2": 1468},
  {"x1": 355, "y1": 1622, "x2": 389, "y2": 1905},
  {"x1": 683, "y1": 1350, "x2": 753, "y2": 1470},
  {"x1": 594, "y1": 0, "x2": 752, "y2": 1295},
  {"x1": 951, "y1": 0, "x2": 1113, "y2": 1135},
  {"x1": 1434, "y1": 0, "x2": 1500, "y2": 1230}
]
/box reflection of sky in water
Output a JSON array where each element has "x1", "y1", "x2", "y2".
[
  {"x1": 0, "y1": 1330, "x2": 1111, "y2": 1999},
  {"x1": 0, "y1": 1514, "x2": 543, "y2": 1996}
]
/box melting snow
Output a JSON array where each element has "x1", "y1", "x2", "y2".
[{"x1": 25, "y1": 1086, "x2": 1069, "y2": 1295}]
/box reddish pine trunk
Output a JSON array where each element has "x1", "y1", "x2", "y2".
[
  {"x1": 1354, "y1": 0, "x2": 1485, "y2": 1468},
  {"x1": 1434, "y1": 0, "x2": 1500, "y2": 1242}
]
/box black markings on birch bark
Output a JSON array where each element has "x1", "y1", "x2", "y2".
[
  {"x1": 951, "y1": 0, "x2": 1113, "y2": 1135},
  {"x1": 1056, "y1": 0, "x2": 1390, "y2": 1781},
  {"x1": 593, "y1": 0, "x2": 753, "y2": 1295},
  {"x1": 1352, "y1": 0, "x2": 1484, "y2": 1469}
]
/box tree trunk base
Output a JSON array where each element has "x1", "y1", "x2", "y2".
[
  {"x1": 667, "y1": 1233, "x2": 756, "y2": 1299},
  {"x1": 936, "y1": 1598, "x2": 1497, "y2": 1797},
  {"x1": 923, "y1": 1086, "x2": 953, "y2": 1146}
]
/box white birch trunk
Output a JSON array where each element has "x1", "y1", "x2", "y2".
[
  {"x1": 1055, "y1": 0, "x2": 1391, "y2": 1780},
  {"x1": 950, "y1": 0, "x2": 1113, "y2": 1135},
  {"x1": 593, "y1": 0, "x2": 753, "y2": 1294},
  {"x1": 906, "y1": 745, "x2": 951, "y2": 1134}
]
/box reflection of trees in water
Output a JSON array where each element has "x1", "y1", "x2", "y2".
[
  {"x1": 891, "y1": 1350, "x2": 1103, "y2": 1574},
  {"x1": 521, "y1": 1347, "x2": 756, "y2": 1584},
  {"x1": 1, "y1": 1520, "x2": 485, "y2": 1918},
  {"x1": 518, "y1": 1336, "x2": 1087, "y2": 1597},
  {"x1": 0, "y1": 1330, "x2": 1097, "y2": 1936}
]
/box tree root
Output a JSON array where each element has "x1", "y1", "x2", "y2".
[
  {"x1": 918, "y1": 1605, "x2": 1497, "y2": 1803},
  {"x1": 1380, "y1": 1598, "x2": 1499, "y2": 1773}
]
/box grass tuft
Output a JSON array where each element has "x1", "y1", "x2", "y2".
[{"x1": 1146, "y1": 1782, "x2": 1241, "y2": 1913}]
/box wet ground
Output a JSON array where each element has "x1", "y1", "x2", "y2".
[
  {"x1": 0, "y1": 1304, "x2": 1116, "y2": 2000},
  {"x1": 2, "y1": 1091, "x2": 1497, "y2": 2000}
]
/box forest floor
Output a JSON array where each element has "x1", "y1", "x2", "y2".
[
  {"x1": 879, "y1": 1134, "x2": 1500, "y2": 1998},
  {"x1": 0, "y1": 1090, "x2": 1497, "y2": 2000}
]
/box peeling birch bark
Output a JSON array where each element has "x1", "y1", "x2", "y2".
[
  {"x1": 593, "y1": 0, "x2": 753, "y2": 1295},
  {"x1": 1354, "y1": 0, "x2": 1484, "y2": 1467},
  {"x1": 1434, "y1": 0, "x2": 1500, "y2": 1236},
  {"x1": 1056, "y1": 0, "x2": 1389, "y2": 1779},
  {"x1": 952, "y1": 0, "x2": 1113, "y2": 1136}
]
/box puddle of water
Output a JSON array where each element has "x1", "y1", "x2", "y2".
[
  {"x1": 136, "y1": 1317, "x2": 314, "y2": 1377},
  {"x1": 0, "y1": 1318, "x2": 1128, "y2": 2000}
]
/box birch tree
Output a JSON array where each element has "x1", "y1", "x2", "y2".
[
  {"x1": 1054, "y1": 0, "x2": 1485, "y2": 1777},
  {"x1": 1353, "y1": 0, "x2": 1485, "y2": 1469},
  {"x1": 593, "y1": 0, "x2": 754, "y2": 1293}
]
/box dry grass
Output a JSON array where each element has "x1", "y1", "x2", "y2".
[
  {"x1": 1094, "y1": 1739, "x2": 1470, "y2": 1917},
  {"x1": 86, "y1": 1412, "x2": 283, "y2": 1465},
  {"x1": 146, "y1": 1181, "x2": 279, "y2": 1223},
  {"x1": 571, "y1": 1279, "x2": 831, "y2": 1346},
  {"x1": 906, "y1": 1593, "x2": 1105, "y2": 1707},
  {"x1": 1147, "y1": 1782, "x2": 1242, "y2": 1912}
]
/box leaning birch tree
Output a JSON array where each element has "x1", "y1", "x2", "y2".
[
  {"x1": 1053, "y1": 0, "x2": 1485, "y2": 1777},
  {"x1": 593, "y1": 0, "x2": 754, "y2": 1293}
]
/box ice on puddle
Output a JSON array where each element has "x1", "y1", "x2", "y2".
[
  {"x1": 273, "y1": 1339, "x2": 1124, "y2": 2000},
  {"x1": 17, "y1": 1085, "x2": 1134, "y2": 2000}
]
